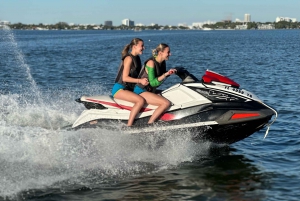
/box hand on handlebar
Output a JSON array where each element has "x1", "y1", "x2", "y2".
[{"x1": 166, "y1": 69, "x2": 177, "y2": 76}]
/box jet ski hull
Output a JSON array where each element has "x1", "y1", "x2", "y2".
[
  {"x1": 73, "y1": 104, "x2": 274, "y2": 144},
  {"x1": 72, "y1": 68, "x2": 277, "y2": 144}
]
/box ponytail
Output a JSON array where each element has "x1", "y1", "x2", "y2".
[
  {"x1": 152, "y1": 49, "x2": 158, "y2": 57},
  {"x1": 121, "y1": 44, "x2": 131, "y2": 58}
]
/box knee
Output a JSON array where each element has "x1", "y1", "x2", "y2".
[
  {"x1": 163, "y1": 99, "x2": 171, "y2": 108},
  {"x1": 137, "y1": 96, "x2": 145, "y2": 106}
]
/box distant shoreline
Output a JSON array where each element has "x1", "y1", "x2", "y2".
[
  {"x1": 2, "y1": 20, "x2": 300, "y2": 30},
  {"x1": 2, "y1": 28, "x2": 298, "y2": 31}
]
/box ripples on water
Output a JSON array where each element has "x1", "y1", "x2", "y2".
[{"x1": 0, "y1": 29, "x2": 299, "y2": 200}]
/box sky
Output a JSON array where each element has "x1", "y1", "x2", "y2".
[{"x1": 1, "y1": 0, "x2": 299, "y2": 25}]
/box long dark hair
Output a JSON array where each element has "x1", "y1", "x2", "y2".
[{"x1": 121, "y1": 38, "x2": 143, "y2": 58}]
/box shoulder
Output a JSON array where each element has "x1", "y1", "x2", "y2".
[
  {"x1": 124, "y1": 55, "x2": 133, "y2": 64},
  {"x1": 146, "y1": 59, "x2": 155, "y2": 68}
]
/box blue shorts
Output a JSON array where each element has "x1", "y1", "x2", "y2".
[
  {"x1": 112, "y1": 83, "x2": 146, "y2": 97},
  {"x1": 133, "y1": 85, "x2": 146, "y2": 95},
  {"x1": 112, "y1": 83, "x2": 125, "y2": 97}
]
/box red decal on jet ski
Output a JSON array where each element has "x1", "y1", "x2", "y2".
[
  {"x1": 86, "y1": 98, "x2": 152, "y2": 112},
  {"x1": 160, "y1": 113, "x2": 175, "y2": 121},
  {"x1": 203, "y1": 70, "x2": 240, "y2": 88},
  {"x1": 231, "y1": 113, "x2": 260, "y2": 119}
]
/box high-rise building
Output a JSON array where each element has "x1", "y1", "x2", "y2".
[
  {"x1": 244, "y1": 14, "x2": 251, "y2": 22},
  {"x1": 122, "y1": 19, "x2": 134, "y2": 26},
  {"x1": 104, "y1": 21, "x2": 113, "y2": 26}
]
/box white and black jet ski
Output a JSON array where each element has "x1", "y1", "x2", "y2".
[{"x1": 72, "y1": 68, "x2": 277, "y2": 144}]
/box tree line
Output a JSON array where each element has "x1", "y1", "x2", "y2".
[
  {"x1": 203, "y1": 21, "x2": 300, "y2": 29},
  {"x1": 6, "y1": 21, "x2": 300, "y2": 30},
  {"x1": 7, "y1": 22, "x2": 185, "y2": 30}
]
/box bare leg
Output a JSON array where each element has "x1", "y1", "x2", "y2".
[
  {"x1": 140, "y1": 92, "x2": 170, "y2": 124},
  {"x1": 114, "y1": 90, "x2": 145, "y2": 126}
]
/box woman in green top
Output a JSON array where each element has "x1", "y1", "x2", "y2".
[{"x1": 133, "y1": 43, "x2": 177, "y2": 124}]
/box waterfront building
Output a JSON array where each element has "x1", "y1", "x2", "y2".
[
  {"x1": 276, "y1": 17, "x2": 297, "y2": 22},
  {"x1": 122, "y1": 19, "x2": 134, "y2": 26},
  {"x1": 192, "y1": 22, "x2": 204, "y2": 29},
  {"x1": 235, "y1": 24, "x2": 248, "y2": 30},
  {"x1": 0, "y1": 20, "x2": 11, "y2": 25},
  {"x1": 192, "y1": 21, "x2": 216, "y2": 29},
  {"x1": 244, "y1": 14, "x2": 251, "y2": 22},
  {"x1": 149, "y1": 23, "x2": 158, "y2": 26},
  {"x1": 104, "y1": 21, "x2": 113, "y2": 26},
  {"x1": 93, "y1": 26, "x2": 101, "y2": 30},
  {"x1": 204, "y1": 20, "x2": 216, "y2": 25},
  {"x1": 135, "y1": 23, "x2": 145, "y2": 27},
  {"x1": 257, "y1": 24, "x2": 275, "y2": 29}
]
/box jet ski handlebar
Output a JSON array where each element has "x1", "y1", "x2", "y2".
[
  {"x1": 174, "y1": 67, "x2": 240, "y2": 88},
  {"x1": 174, "y1": 67, "x2": 199, "y2": 83}
]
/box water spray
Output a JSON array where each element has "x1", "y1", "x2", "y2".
[{"x1": 1, "y1": 25, "x2": 53, "y2": 130}]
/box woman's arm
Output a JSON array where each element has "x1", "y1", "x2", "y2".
[
  {"x1": 146, "y1": 60, "x2": 176, "y2": 87},
  {"x1": 146, "y1": 60, "x2": 166, "y2": 87}
]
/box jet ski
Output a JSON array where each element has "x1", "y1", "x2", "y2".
[{"x1": 72, "y1": 68, "x2": 277, "y2": 144}]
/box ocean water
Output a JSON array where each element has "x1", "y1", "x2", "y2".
[{"x1": 0, "y1": 28, "x2": 299, "y2": 201}]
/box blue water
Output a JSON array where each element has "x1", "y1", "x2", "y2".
[{"x1": 0, "y1": 28, "x2": 299, "y2": 201}]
